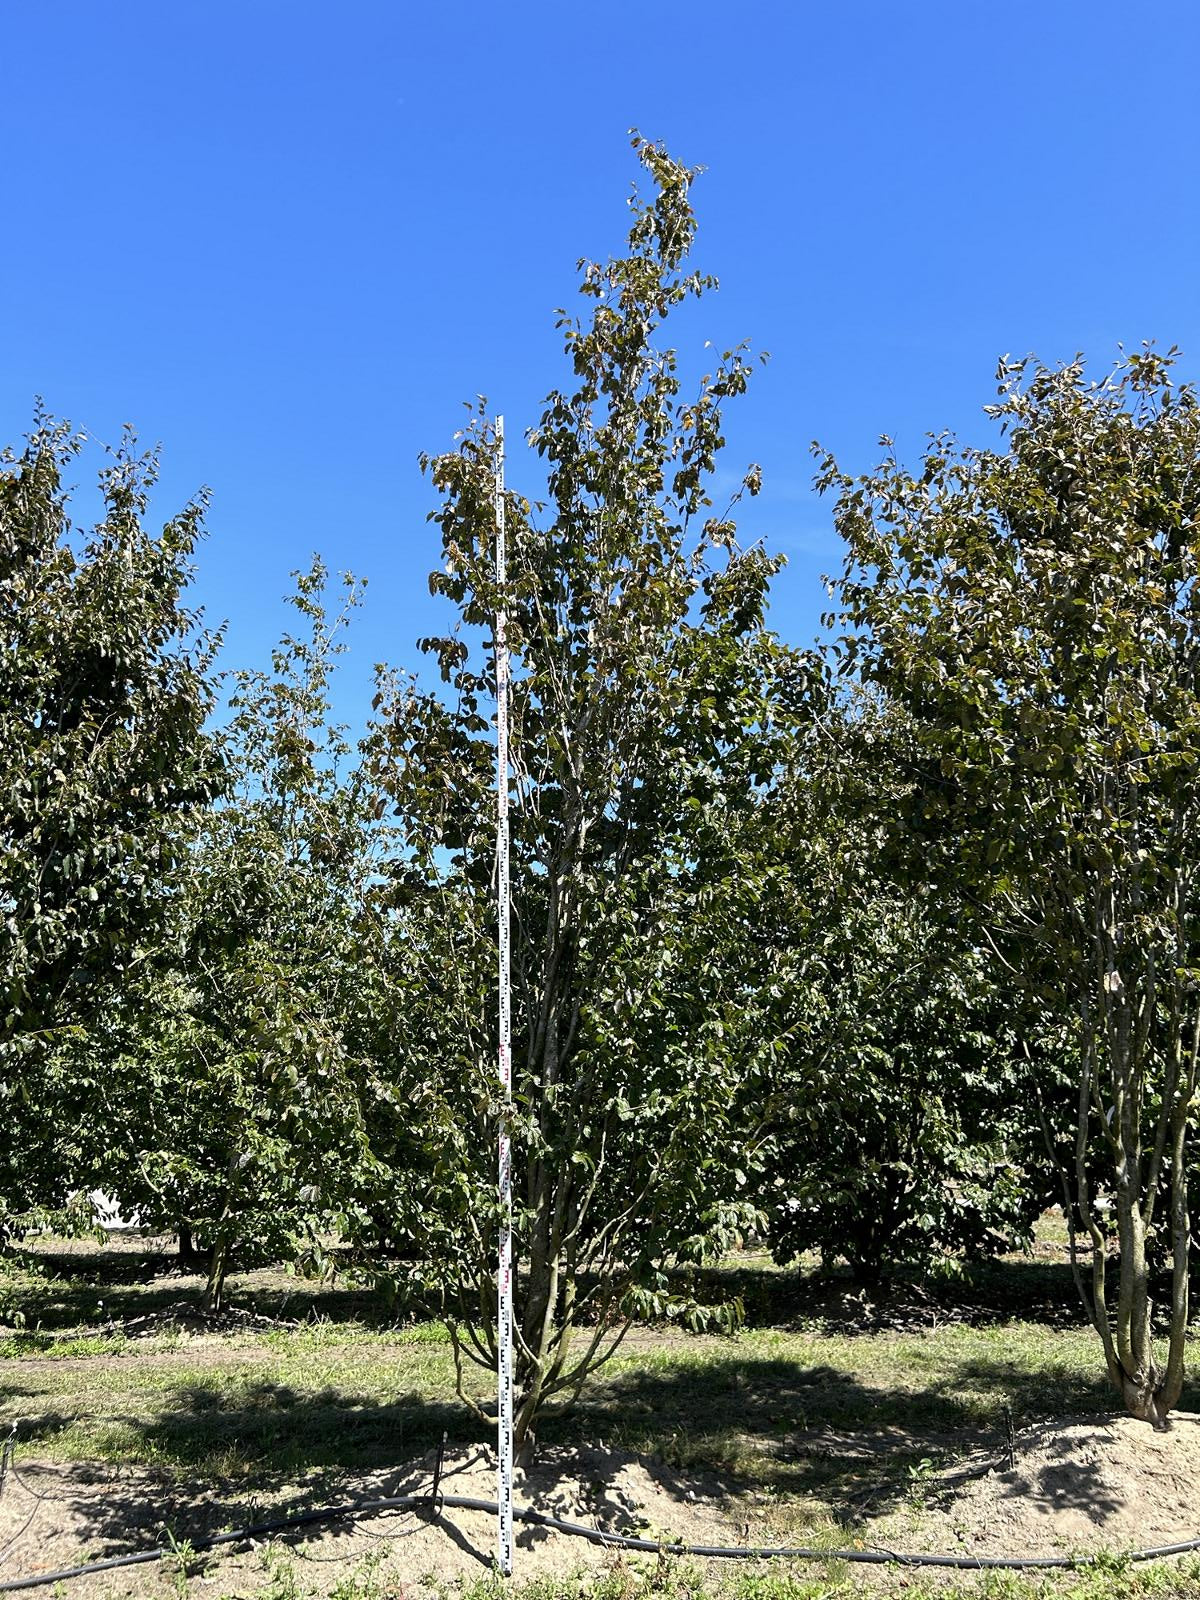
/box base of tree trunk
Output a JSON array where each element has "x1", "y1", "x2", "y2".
[{"x1": 1121, "y1": 1377, "x2": 1172, "y2": 1430}]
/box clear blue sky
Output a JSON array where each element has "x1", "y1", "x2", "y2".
[{"x1": 4, "y1": 2, "x2": 1199, "y2": 726}]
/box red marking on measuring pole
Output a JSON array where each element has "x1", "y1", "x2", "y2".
[{"x1": 494, "y1": 415, "x2": 514, "y2": 1579}]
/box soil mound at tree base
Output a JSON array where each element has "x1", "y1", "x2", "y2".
[
  {"x1": 0, "y1": 1445, "x2": 744, "y2": 1598},
  {"x1": 891, "y1": 1412, "x2": 1200, "y2": 1561},
  {"x1": 7, "y1": 1419, "x2": 1200, "y2": 1597}
]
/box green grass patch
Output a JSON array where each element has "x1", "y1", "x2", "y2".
[
  {"x1": 0, "y1": 1324, "x2": 482, "y2": 1475},
  {"x1": 0, "y1": 1330, "x2": 134, "y2": 1359},
  {"x1": 0, "y1": 1315, "x2": 1140, "y2": 1496}
]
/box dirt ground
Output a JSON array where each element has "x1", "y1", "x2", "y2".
[
  {"x1": 885, "y1": 1410, "x2": 1200, "y2": 1562},
  {"x1": 4, "y1": 1415, "x2": 1200, "y2": 1597},
  {"x1": 0, "y1": 1441, "x2": 745, "y2": 1598}
]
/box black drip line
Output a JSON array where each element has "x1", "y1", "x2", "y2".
[{"x1": 2, "y1": 1474, "x2": 1200, "y2": 1590}]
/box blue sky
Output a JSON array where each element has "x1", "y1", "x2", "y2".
[{"x1": 4, "y1": 2, "x2": 1199, "y2": 728}]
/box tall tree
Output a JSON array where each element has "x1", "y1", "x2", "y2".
[
  {"x1": 822, "y1": 350, "x2": 1200, "y2": 1424},
  {"x1": 0, "y1": 417, "x2": 222, "y2": 1239},
  {"x1": 89, "y1": 563, "x2": 386, "y2": 1310},
  {"x1": 369, "y1": 136, "x2": 811, "y2": 1444}
]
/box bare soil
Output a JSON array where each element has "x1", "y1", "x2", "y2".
[
  {"x1": 0, "y1": 1443, "x2": 744, "y2": 1598},
  {"x1": 6, "y1": 1414, "x2": 1200, "y2": 1596},
  {"x1": 878, "y1": 1411, "x2": 1200, "y2": 1562}
]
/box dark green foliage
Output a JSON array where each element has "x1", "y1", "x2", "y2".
[
  {"x1": 765, "y1": 907, "x2": 1039, "y2": 1287},
  {"x1": 752, "y1": 702, "x2": 1042, "y2": 1287},
  {"x1": 822, "y1": 350, "x2": 1200, "y2": 1421},
  {"x1": 365, "y1": 136, "x2": 816, "y2": 1440},
  {"x1": 0, "y1": 417, "x2": 223, "y2": 1238}
]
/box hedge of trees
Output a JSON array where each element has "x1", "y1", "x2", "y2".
[{"x1": 4, "y1": 137, "x2": 1200, "y2": 1438}]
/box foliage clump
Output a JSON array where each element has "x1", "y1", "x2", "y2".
[
  {"x1": 367, "y1": 135, "x2": 812, "y2": 1441},
  {"x1": 0, "y1": 419, "x2": 223, "y2": 1242},
  {"x1": 822, "y1": 349, "x2": 1200, "y2": 1422}
]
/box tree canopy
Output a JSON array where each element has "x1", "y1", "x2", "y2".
[
  {"x1": 0, "y1": 419, "x2": 223, "y2": 1238},
  {"x1": 367, "y1": 135, "x2": 814, "y2": 1443},
  {"x1": 823, "y1": 350, "x2": 1200, "y2": 1422}
]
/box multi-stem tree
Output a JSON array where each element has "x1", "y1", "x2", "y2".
[
  {"x1": 823, "y1": 350, "x2": 1200, "y2": 1424},
  {"x1": 371, "y1": 136, "x2": 810, "y2": 1444}
]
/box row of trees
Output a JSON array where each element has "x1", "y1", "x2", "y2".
[{"x1": 4, "y1": 137, "x2": 1199, "y2": 1436}]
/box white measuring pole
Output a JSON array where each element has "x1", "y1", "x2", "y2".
[{"x1": 494, "y1": 416, "x2": 515, "y2": 1579}]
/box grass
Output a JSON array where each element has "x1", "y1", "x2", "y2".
[
  {"x1": 1, "y1": 1310, "x2": 1119, "y2": 1488},
  {"x1": 237, "y1": 1544, "x2": 1200, "y2": 1600},
  {"x1": 3, "y1": 1228, "x2": 1200, "y2": 1598},
  {"x1": 0, "y1": 1238, "x2": 392, "y2": 1334},
  {"x1": 0, "y1": 1323, "x2": 474, "y2": 1478}
]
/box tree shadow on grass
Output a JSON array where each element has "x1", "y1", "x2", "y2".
[
  {"x1": 686, "y1": 1249, "x2": 1200, "y2": 1343},
  {"x1": 550, "y1": 1350, "x2": 1133, "y2": 1519},
  {"x1": 5, "y1": 1347, "x2": 1178, "y2": 1563},
  {"x1": 678, "y1": 1254, "x2": 1091, "y2": 1335},
  {"x1": 571, "y1": 1350, "x2": 1118, "y2": 1435},
  {"x1": 26, "y1": 1244, "x2": 179, "y2": 1285},
  {"x1": 13, "y1": 1382, "x2": 483, "y2": 1479},
  {"x1": 18, "y1": 1238, "x2": 1200, "y2": 1349},
  {"x1": 9, "y1": 1242, "x2": 429, "y2": 1334}
]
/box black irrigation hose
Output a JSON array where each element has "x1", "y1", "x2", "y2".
[{"x1": 5, "y1": 1489, "x2": 1200, "y2": 1590}]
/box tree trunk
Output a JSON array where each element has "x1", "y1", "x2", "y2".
[
  {"x1": 201, "y1": 1235, "x2": 231, "y2": 1314},
  {"x1": 848, "y1": 1253, "x2": 885, "y2": 1290},
  {"x1": 1088, "y1": 951, "x2": 1197, "y2": 1429}
]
